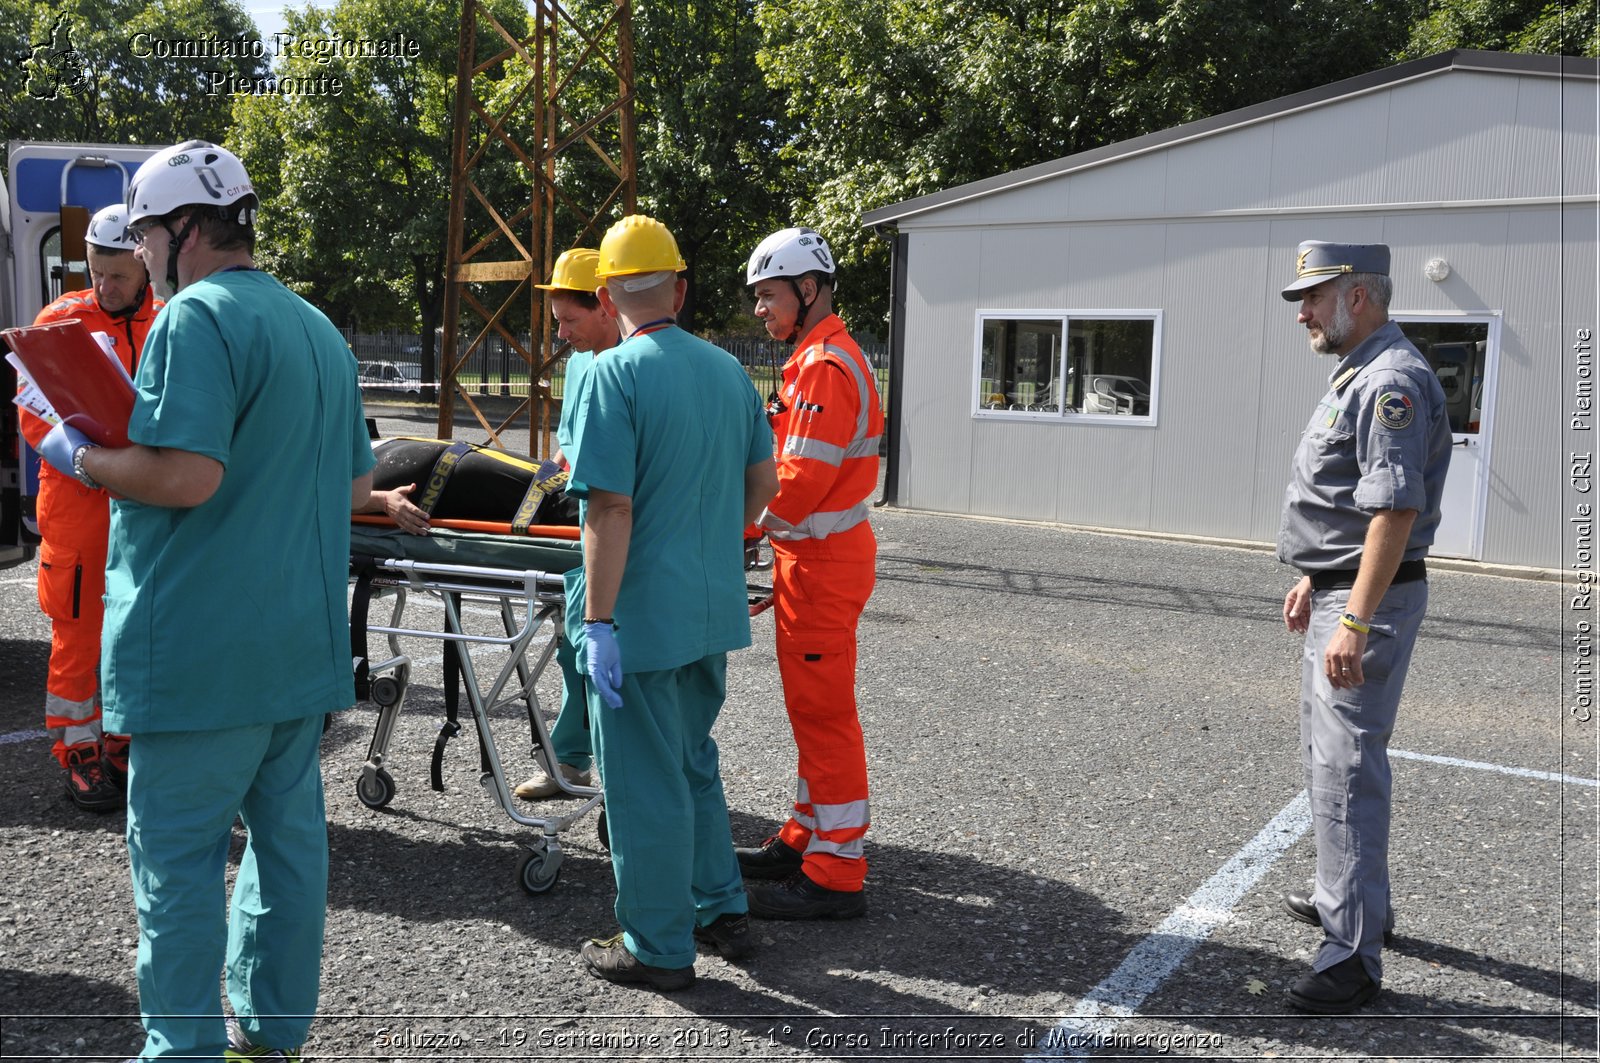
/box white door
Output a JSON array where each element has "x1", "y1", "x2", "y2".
[{"x1": 1395, "y1": 314, "x2": 1499, "y2": 560}]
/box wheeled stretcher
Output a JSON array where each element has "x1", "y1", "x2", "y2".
[{"x1": 347, "y1": 518, "x2": 772, "y2": 896}]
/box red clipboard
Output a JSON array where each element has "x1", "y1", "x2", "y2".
[{"x1": 3, "y1": 318, "x2": 135, "y2": 447}]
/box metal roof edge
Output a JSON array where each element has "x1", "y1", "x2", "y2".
[{"x1": 860, "y1": 49, "x2": 1597, "y2": 229}]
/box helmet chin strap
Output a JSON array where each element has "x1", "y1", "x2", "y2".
[
  {"x1": 783, "y1": 277, "x2": 816, "y2": 345},
  {"x1": 164, "y1": 213, "x2": 201, "y2": 292}
]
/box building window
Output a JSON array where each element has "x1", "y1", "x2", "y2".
[{"x1": 974, "y1": 311, "x2": 1160, "y2": 422}]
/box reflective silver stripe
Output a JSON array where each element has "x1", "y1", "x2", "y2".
[
  {"x1": 804, "y1": 834, "x2": 866, "y2": 860},
  {"x1": 811, "y1": 798, "x2": 870, "y2": 833},
  {"x1": 58, "y1": 722, "x2": 100, "y2": 746},
  {"x1": 783, "y1": 435, "x2": 845, "y2": 465},
  {"x1": 768, "y1": 500, "x2": 871, "y2": 541},
  {"x1": 823, "y1": 344, "x2": 874, "y2": 445},
  {"x1": 44, "y1": 691, "x2": 97, "y2": 722},
  {"x1": 791, "y1": 778, "x2": 816, "y2": 830},
  {"x1": 844, "y1": 435, "x2": 880, "y2": 458}
]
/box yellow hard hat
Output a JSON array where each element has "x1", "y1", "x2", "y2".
[
  {"x1": 595, "y1": 214, "x2": 687, "y2": 279},
  {"x1": 535, "y1": 248, "x2": 601, "y2": 293}
]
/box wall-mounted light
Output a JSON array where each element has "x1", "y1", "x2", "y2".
[{"x1": 1423, "y1": 257, "x2": 1451, "y2": 282}]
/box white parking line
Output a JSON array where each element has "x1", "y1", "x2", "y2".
[
  {"x1": 1389, "y1": 747, "x2": 1600, "y2": 787},
  {"x1": 1031, "y1": 751, "x2": 1600, "y2": 1058},
  {"x1": 0, "y1": 728, "x2": 48, "y2": 746},
  {"x1": 1032, "y1": 792, "x2": 1311, "y2": 1059}
]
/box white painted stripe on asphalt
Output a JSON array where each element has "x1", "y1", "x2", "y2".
[
  {"x1": 1389, "y1": 747, "x2": 1599, "y2": 787},
  {"x1": 1031, "y1": 747, "x2": 1599, "y2": 1057},
  {"x1": 0, "y1": 728, "x2": 48, "y2": 746},
  {"x1": 1031, "y1": 791, "x2": 1313, "y2": 1059}
]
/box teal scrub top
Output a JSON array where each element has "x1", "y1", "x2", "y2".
[
  {"x1": 566, "y1": 326, "x2": 771, "y2": 673},
  {"x1": 102, "y1": 269, "x2": 376, "y2": 733},
  {"x1": 558, "y1": 349, "x2": 594, "y2": 454}
]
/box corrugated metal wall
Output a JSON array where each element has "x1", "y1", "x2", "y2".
[{"x1": 893, "y1": 67, "x2": 1598, "y2": 568}]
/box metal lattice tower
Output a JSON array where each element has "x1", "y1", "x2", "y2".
[{"x1": 438, "y1": 0, "x2": 636, "y2": 454}]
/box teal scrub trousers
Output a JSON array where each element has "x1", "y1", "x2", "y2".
[
  {"x1": 125, "y1": 715, "x2": 327, "y2": 1060},
  {"x1": 589, "y1": 653, "x2": 747, "y2": 968},
  {"x1": 551, "y1": 631, "x2": 593, "y2": 772}
]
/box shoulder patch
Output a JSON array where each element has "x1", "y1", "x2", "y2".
[{"x1": 1374, "y1": 390, "x2": 1415, "y2": 430}]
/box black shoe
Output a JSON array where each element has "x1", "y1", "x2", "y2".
[
  {"x1": 748, "y1": 873, "x2": 866, "y2": 921},
  {"x1": 64, "y1": 746, "x2": 123, "y2": 813},
  {"x1": 693, "y1": 912, "x2": 753, "y2": 960},
  {"x1": 735, "y1": 835, "x2": 803, "y2": 880},
  {"x1": 1285, "y1": 955, "x2": 1380, "y2": 1014},
  {"x1": 101, "y1": 733, "x2": 130, "y2": 791},
  {"x1": 1282, "y1": 892, "x2": 1394, "y2": 945},
  {"x1": 580, "y1": 933, "x2": 695, "y2": 991}
]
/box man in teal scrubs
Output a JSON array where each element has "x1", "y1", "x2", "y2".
[
  {"x1": 514, "y1": 248, "x2": 619, "y2": 801},
  {"x1": 38, "y1": 140, "x2": 374, "y2": 1060},
  {"x1": 567, "y1": 215, "x2": 778, "y2": 990}
]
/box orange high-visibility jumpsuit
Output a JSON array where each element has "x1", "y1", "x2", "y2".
[
  {"x1": 760, "y1": 313, "x2": 883, "y2": 892},
  {"x1": 18, "y1": 286, "x2": 160, "y2": 767}
]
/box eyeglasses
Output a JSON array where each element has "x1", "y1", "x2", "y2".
[{"x1": 128, "y1": 221, "x2": 170, "y2": 247}]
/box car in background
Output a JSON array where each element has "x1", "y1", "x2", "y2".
[{"x1": 358, "y1": 360, "x2": 423, "y2": 397}]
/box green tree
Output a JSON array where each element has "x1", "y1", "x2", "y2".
[
  {"x1": 0, "y1": 0, "x2": 267, "y2": 174},
  {"x1": 552, "y1": 0, "x2": 790, "y2": 331},
  {"x1": 231, "y1": 0, "x2": 529, "y2": 382},
  {"x1": 1403, "y1": 0, "x2": 1597, "y2": 57},
  {"x1": 756, "y1": 0, "x2": 1426, "y2": 331}
]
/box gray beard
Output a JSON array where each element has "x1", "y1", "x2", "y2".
[{"x1": 1308, "y1": 297, "x2": 1353, "y2": 354}]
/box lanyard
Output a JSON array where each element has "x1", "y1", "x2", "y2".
[{"x1": 627, "y1": 317, "x2": 675, "y2": 339}]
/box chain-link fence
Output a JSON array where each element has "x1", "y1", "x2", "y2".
[{"x1": 344, "y1": 327, "x2": 888, "y2": 413}]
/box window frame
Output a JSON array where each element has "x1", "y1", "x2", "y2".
[{"x1": 971, "y1": 308, "x2": 1163, "y2": 426}]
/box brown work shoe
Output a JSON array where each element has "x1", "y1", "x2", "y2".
[
  {"x1": 514, "y1": 761, "x2": 591, "y2": 801},
  {"x1": 580, "y1": 933, "x2": 695, "y2": 991}
]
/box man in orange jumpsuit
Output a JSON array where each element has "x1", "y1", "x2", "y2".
[
  {"x1": 19, "y1": 204, "x2": 161, "y2": 811},
  {"x1": 737, "y1": 227, "x2": 882, "y2": 919}
]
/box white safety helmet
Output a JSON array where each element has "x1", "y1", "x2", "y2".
[
  {"x1": 127, "y1": 139, "x2": 256, "y2": 226},
  {"x1": 746, "y1": 226, "x2": 835, "y2": 286},
  {"x1": 84, "y1": 204, "x2": 136, "y2": 251}
]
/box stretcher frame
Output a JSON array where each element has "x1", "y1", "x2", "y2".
[{"x1": 349, "y1": 523, "x2": 771, "y2": 895}]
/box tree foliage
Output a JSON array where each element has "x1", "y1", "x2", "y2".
[
  {"x1": 0, "y1": 0, "x2": 267, "y2": 174},
  {"x1": 552, "y1": 0, "x2": 789, "y2": 330},
  {"x1": 1403, "y1": 0, "x2": 1598, "y2": 58},
  {"x1": 4, "y1": 0, "x2": 1591, "y2": 342},
  {"x1": 231, "y1": 0, "x2": 528, "y2": 381},
  {"x1": 754, "y1": 0, "x2": 1427, "y2": 330}
]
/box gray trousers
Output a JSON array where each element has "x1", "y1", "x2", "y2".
[{"x1": 1300, "y1": 579, "x2": 1427, "y2": 982}]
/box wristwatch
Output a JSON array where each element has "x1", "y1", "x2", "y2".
[{"x1": 71, "y1": 442, "x2": 102, "y2": 490}]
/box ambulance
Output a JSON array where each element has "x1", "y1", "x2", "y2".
[{"x1": 0, "y1": 142, "x2": 156, "y2": 569}]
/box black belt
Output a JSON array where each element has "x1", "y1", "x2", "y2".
[{"x1": 1309, "y1": 558, "x2": 1427, "y2": 592}]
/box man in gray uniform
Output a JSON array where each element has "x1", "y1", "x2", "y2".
[{"x1": 1276, "y1": 240, "x2": 1451, "y2": 1013}]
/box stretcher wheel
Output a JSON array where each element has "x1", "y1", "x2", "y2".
[
  {"x1": 356, "y1": 767, "x2": 396, "y2": 809},
  {"x1": 596, "y1": 807, "x2": 610, "y2": 851},
  {"x1": 517, "y1": 846, "x2": 562, "y2": 894},
  {"x1": 370, "y1": 674, "x2": 403, "y2": 708}
]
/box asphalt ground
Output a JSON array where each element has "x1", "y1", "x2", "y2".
[{"x1": 0, "y1": 400, "x2": 1594, "y2": 1061}]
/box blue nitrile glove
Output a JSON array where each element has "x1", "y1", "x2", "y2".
[
  {"x1": 584, "y1": 621, "x2": 624, "y2": 709},
  {"x1": 39, "y1": 422, "x2": 94, "y2": 478}
]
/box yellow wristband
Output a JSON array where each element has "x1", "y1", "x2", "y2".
[{"x1": 1339, "y1": 612, "x2": 1371, "y2": 635}]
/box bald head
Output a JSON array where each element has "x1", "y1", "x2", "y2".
[{"x1": 598, "y1": 271, "x2": 686, "y2": 332}]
